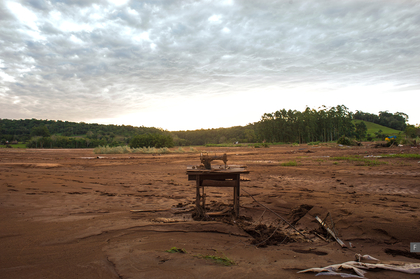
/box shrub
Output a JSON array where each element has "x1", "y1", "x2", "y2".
[
  {"x1": 160, "y1": 147, "x2": 171, "y2": 154},
  {"x1": 253, "y1": 143, "x2": 269, "y2": 148},
  {"x1": 281, "y1": 160, "x2": 298, "y2": 166},
  {"x1": 165, "y1": 247, "x2": 186, "y2": 253},
  {"x1": 94, "y1": 145, "x2": 131, "y2": 154},
  {"x1": 337, "y1": 136, "x2": 352, "y2": 146},
  {"x1": 308, "y1": 141, "x2": 320, "y2": 145}
]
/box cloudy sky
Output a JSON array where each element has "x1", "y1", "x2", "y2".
[{"x1": 1, "y1": 0, "x2": 419, "y2": 131}]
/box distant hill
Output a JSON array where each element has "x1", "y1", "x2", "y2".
[
  {"x1": 353, "y1": 110, "x2": 407, "y2": 131},
  {"x1": 0, "y1": 118, "x2": 167, "y2": 147},
  {"x1": 352, "y1": 120, "x2": 401, "y2": 136}
]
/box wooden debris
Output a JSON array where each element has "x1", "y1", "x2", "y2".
[
  {"x1": 130, "y1": 209, "x2": 168, "y2": 213},
  {"x1": 206, "y1": 208, "x2": 231, "y2": 216},
  {"x1": 313, "y1": 231, "x2": 329, "y2": 242},
  {"x1": 315, "y1": 216, "x2": 347, "y2": 248}
]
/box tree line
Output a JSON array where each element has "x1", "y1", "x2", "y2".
[
  {"x1": 0, "y1": 119, "x2": 165, "y2": 141},
  {"x1": 26, "y1": 136, "x2": 108, "y2": 149},
  {"x1": 1, "y1": 106, "x2": 415, "y2": 148},
  {"x1": 0, "y1": 118, "x2": 167, "y2": 147}
]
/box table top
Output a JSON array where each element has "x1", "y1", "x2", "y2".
[{"x1": 186, "y1": 165, "x2": 249, "y2": 175}]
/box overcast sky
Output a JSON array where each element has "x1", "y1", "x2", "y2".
[{"x1": 1, "y1": 0, "x2": 419, "y2": 131}]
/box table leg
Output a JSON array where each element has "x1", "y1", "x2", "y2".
[
  {"x1": 234, "y1": 174, "x2": 240, "y2": 217},
  {"x1": 196, "y1": 176, "x2": 205, "y2": 217}
]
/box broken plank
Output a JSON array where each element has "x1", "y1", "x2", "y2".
[{"x1": 315, "y1": 216, "x2": 347, "y2": 248}]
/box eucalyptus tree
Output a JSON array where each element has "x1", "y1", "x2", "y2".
[
  {"x1": 255, "y1": 105, "x2": 355, "y2": 143},
  {"x1": 355, "y1": 121, "x2": 368, "y2": 140}
]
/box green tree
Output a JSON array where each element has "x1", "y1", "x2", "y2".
[
  {"x1": 355, "y1": 121, "x2": 367, "y2": 140},
  {"x1": 405, "y1": 125, "x2": 417, "y2": 138},
  {"x1": 31, "y1": 126, "x2": 50, "y2": 137},
  {"x1": 374, "y1": 129, "x2": 386, "y2": 140}
]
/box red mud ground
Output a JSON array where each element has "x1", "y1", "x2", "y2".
[{"x1": 1, "y1": 144, "x2": 419, "y2": 279}]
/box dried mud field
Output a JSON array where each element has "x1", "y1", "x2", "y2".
[{"x1": 1, "y1": 144, "x2": 420, "y2": 279}]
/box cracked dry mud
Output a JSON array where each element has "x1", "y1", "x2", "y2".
[{"x1": 0, "y1": 144, "x2": 419, "y2": 278}]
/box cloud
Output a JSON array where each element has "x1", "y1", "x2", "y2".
[{"x1": 1, "y1": 0, "x2": 420, "y2": 128}]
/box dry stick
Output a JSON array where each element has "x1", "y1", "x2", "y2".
[
  {"x1": 256, "y1": 208, "x2": 267, "y2": 224},
  {"x1": 322, "y1": 212, "x2": 332, "y2": 241},
  {"x1": 242, "y1": 188, "x2": 311, "y2": 241},
  {"x1": 322, "y1": 212, "x2": 338, "y2": 242},
  {"x1": 329, "y1": 212, "x2": 338, "y2": 238}
]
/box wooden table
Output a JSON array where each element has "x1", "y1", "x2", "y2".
[{"x1": 186, "y1": 166, "x2": 249, "y2": 218}]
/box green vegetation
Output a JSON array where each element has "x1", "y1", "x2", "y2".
[
  {"x1": 353, "y1": 110, "x2": 407, "y2": 131},
  {"x1": 337, "y1": 136, "x2": 353, "y2": 146},
  {"x1": 256, "y1": 105, "x2": 354, "y2": 143},
  {"x1": 352, "y1": 120, "x2": 401, "y2": 138},
  {"x1": 253, "y1": 143, "x2": 269, "y2": 148},
  {"x1": 266, "y1": 142, "x2": 288, "y2": 145},
  {"x1": 330, "y1": 155, "x2": 388, "y2": 166},
  {"x1": 195, "y1": 253, "x2": 235, "y2": 266},
  {"x1": 26, "y1": 135, "x2": 106, "y2": 148},
  {"x1": 0, "y1": 118, "x2": 167, "y2": 148},
  {"x1": 94, "y1": 145, "x2": 133, "y2": 154},
  {"x1": 0, "y1": 143, "x2": 26, "y2": 148},
  {"x1": 129, "y1": 133, "x2": 174, "y2": 148},
  {"x1": 405, "y1": 124, "x2": 420, "y2": 139},
  {"x1": 165, "y1": 247, "x2": 186, "y2": 254},
  {"x1": 163, "y1": 247, "x2": 234, "y2": 266},
  {"x1": 381, "y1": 154, "x2": 420, "y2": 159},
  {"x1": 281, "y1": 160, "x2": 298, "y2": 166},
  {"x1": 31, "y1": 126, "x2": 50, "y2": 137},
  {"x1": 331, "y1": 156, "x2": 361, "y2": 161},
  {"x1": 308, "y1": 141, "x2": 321, "y2": 145},
  {"x1": 362, "y1": 160, "x2": 388, "y2": 166},
  {"x1": 354, "y1": 121, "x2": 367, "y2": 140},
  {"x1": 1, "y1": 107, "x2": 417, "y2": 149},
  {"x1": 0, "y1": 118, "x2": 163, "y2": 142},
  {"x1": 172, "y1": 125, "x2": 256, "y2": 146}
]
